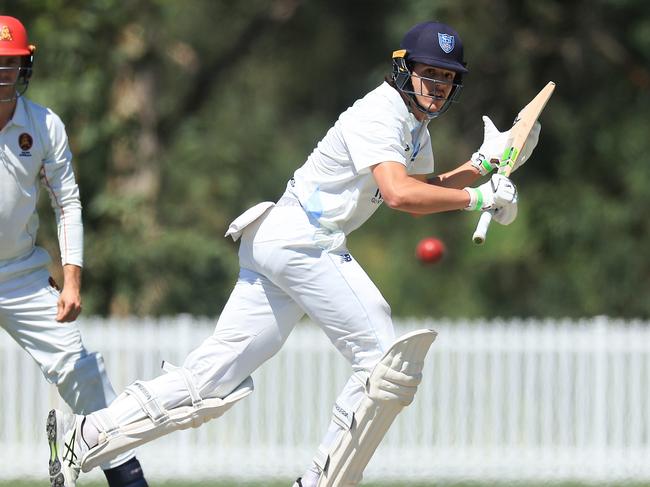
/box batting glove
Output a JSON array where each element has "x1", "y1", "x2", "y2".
[
  {"x1": 470, "y1": 115, "x2": 541, "y2": 175},
  {"x1": 470, "y1": 116, "x2": 509, "y2": 175},
  {"x1": 464, "y1": 173, "x2": 518, "y2": 225},
  {"x1": 491, "y1": 200, "x2": 518, "y2": 226}
]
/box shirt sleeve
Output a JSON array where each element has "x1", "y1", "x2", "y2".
[
  {"x1": 339, "y1": 105, "x2": 409, "y2": 172},
  {"x1": 409, "y1": 131, "x2": 435, "y2": 175},
  {"x1": 40, "y1": 111, "x2": 83, "y2": 267}
]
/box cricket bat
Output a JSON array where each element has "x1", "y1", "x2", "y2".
[{"x1": 472, "y1": 81, "x2": 556, "y2": 245}]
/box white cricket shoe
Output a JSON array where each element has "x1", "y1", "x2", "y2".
[
  {"x1": 292, "y1": 478, "x2": 303, "y2": 487},
  {"x1": 47, "y1": 409, "x2": 87, "y2": 487}
]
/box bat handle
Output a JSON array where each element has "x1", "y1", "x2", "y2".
[{"x1": 472, "y1": 211, "x2": 493, "y2": 245}]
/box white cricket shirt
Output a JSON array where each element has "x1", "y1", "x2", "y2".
[
  {"x1": 0, "y1": 97, "x2": 83, "y2": 282},
  {"x1": 285, "y1": 82, "x2": 434, "y2": 248}
]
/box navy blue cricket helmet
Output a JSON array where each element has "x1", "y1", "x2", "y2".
[{"x1": 391, "y1": 21, "x2": 468, "y2": 118}]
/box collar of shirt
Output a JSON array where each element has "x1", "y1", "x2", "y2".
[
  {"x1": 6, "y1": 97, "x2": 29, "y2": 129},
  {"x1": 379, "y1": 81, "x2": 423, "y2": 130}
]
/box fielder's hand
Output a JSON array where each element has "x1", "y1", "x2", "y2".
[
  {"x1": 464, "y1": 173, "x2": 518, "y2": 225},
  {"x1": 470, "y1": 115, "x2": 541, "y2": 175},
  {"x1": 56, "y1": 286, "x2": 82, "y2": 322}
]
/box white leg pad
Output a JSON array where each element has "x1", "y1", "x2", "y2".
[
  {"x1": 80, "y1": 364, "x2": 253, "y2": 473},
  {"x1": 316, "y1": 329, "x2": 436, "y2": 487}
]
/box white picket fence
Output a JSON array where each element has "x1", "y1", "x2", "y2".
[{"x1": 1, "y1": 316, "x2": 649, "y2": 483}]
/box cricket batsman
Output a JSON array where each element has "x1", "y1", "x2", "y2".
[
  {"x1": 0, "y1": 15, "x2": 149, "y2": 487},
  {"x1": 47, "y1": 20, "x2": 540, "y2": 486}
]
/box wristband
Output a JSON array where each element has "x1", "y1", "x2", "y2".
[{"x1": 463, "y1": 187, "x2": 482, "y2": 211}]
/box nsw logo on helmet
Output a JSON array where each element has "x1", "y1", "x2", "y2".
[{"x1": 438, "y1": 33, "x2": 455, "y2": 54}]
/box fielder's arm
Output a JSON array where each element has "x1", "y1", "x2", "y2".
[{"x1": 57, "y1": 264, "x2": 82, "y2": 322}]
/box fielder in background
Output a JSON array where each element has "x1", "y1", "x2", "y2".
[
  {"x1": 47, "y1": 21, "x2": 540, "y2": 486},
  {"x1": 0, "y1": 15, "x2": 149, "y2": 487}
]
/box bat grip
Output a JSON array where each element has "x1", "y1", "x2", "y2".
[{"x1": 472, "y1": 211, "x2": 493, "y2": 245}]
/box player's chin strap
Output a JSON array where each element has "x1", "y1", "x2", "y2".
[
  {"x1": 80, "y1": 362, "x2": 254, "y2": 473},
  {"x1": 315, "y1": 329, "x2": 437, "y2": 487}
]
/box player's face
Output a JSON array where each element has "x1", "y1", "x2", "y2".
[
  {"x1": 0, "y1": 56, "x2": 21, "y2": 100},
  {"x1": 410, "y1": 63, "x2": 456, "y2": 113},
  {"x1": 0, "y1": 56, "x2": 21, "y2": 82}
]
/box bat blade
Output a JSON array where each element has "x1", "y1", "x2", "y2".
[
  {"x1": 499, "y1": 81, "x2": 556, "y2": 178},
  {"x1": 472, "y1": 81, "x2": 555, "y2": 245}
]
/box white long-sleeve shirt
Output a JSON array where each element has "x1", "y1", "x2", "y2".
[{"x1": 0, "y1": 97, "x2": 83, "y2": 283}]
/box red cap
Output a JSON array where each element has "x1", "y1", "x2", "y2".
[{"x1": 0, "y1": 16, "x2": 33, "y2": 56}]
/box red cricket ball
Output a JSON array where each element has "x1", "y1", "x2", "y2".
[{"x1": 416, "y1": 237, "x2": 445, "y2": 264}]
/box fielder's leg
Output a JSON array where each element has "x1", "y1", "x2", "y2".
[{"x1": 0, "y1": 271, "x2": 148, "y2": 486}]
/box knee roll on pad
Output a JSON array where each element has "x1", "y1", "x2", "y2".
[
  {"x1": 316, "y1": 329, "x2": 436, "y2": 487},
  {"x1": 80, "y1": 362, "x2": 254, "y2": 472}
]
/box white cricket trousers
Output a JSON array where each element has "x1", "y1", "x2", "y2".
[
  {"x1": 102, "y1": 202, "x2": 396, "y2": 466},
  {"x1": 0, "y1": 268, "x2": 133, "y2": 469}
]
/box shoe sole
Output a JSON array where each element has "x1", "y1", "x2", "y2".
[{"x1": 47, "y1": 409, "x2": 66, "y2": 487}]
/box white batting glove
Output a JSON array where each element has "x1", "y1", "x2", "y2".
[
  {"x1": 470, "y1": 116, "x2": 509, "y2": 175},
  {"x1": 464, "y1": 173, "x2": 518, "y2": 225},
  {"x1": 491, "y1": 200, "x2": 518, "y2": 226},
  {"x1": 470, "y1": 115, "x2": 541, "y2": 175}
]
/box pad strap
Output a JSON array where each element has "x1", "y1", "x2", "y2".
[
  {"x1": 81, "y1": 376, "x2": 254, "y2": 473},
  {"x1": 316, "y1": 329, "x2": 437, "y2": 487},
  {"x1": 125, "y1": 381, "x2": 168, "y2": 425},
  {"x1": 162, "y1": 361, "x2": 203, "y2": 408},
  {"x1": 313, "y1": 446, "x2": 330, "y2": 473},
  {"x1": 313, "y1": 402, "x2": 355, "y2": 473},
  {"x1": 91, "y1": 409, "x2": 120, "y2": 440},
  {"x1": 332, "y1": 402, "x2": 354, "y2": 431}
]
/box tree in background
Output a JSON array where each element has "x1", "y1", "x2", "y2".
[{"x1": 5, "y1": 0, "x2": 649, "y2": 318}]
